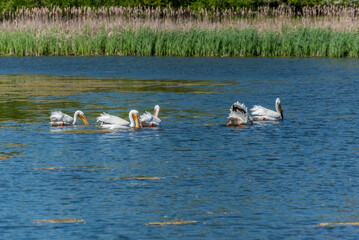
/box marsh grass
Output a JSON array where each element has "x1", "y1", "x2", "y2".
[
  {"x1": 1, "y1": 6, "x2": 359, "y2": 57},
  {"x1": 1, "y1": 27, "x2": 358, "y2": 57}
]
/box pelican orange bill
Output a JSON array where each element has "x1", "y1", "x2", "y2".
[
  {"x1": 79, "y1": 114, "x2": 89, "y2": 125},
  {"x1": 133, "y1": 113, "x2": 142, "y2": 128},
  {"x1": 137, "y1": 113, "x2": 143, "y2": 128}
]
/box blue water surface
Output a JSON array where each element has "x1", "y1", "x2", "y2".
[{"x1": 0, "y1": 57, "x2": 359, "y2": 239}]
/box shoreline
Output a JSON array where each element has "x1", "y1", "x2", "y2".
[{"x1": 1, "y1": 6, "x2": 359, "y2": 57}]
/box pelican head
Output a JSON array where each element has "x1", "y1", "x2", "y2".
[
  {"x1": 74, "y1": 110, "x2": 89, "y2": 125},
  {"x1": 275, "y1": 98, "x2": 283, "y2": 119},
  {"x1": 129, "y1": 110, "x2": 142, "y2": 128},
  {"x1": 153, "y1": 105, "x2": 160, "y2": 117}
]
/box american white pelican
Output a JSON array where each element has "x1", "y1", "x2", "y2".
[
  {"x1": 140, "y1": 105, "x2": 161, "y2": 127},
  {"x1": 50, "y1": 110, "x2": 89, "y2": 126},
  {"x1": 97, "y1": 110, "x2": 142, "y2": 129},
  {"x1": 251, "y1": 98, "x2": 283, "y2": 121},
  {"x1": 227, "y1": 102, "x2": 253, "y2": 126}
]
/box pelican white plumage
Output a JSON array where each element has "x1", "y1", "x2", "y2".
[
  {"x1": 97, "y1": 110, "x2": 142, "y2": 129},
  {"x1": 140, "y1": 105, "x2": 161, "y2": 127},
  {"x1": 50, "y1": 110, "x2": 89, "y2": 126},
  {"x1": 251, "y1": 98, "x2": 283, "y2": 121},
  {"x1": 227, "y1": 102, "x2": 253, "y2": 126}
]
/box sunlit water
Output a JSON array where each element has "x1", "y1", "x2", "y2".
[{"x1": 0, "y1": 57, "x2": 359, "y2": 239}]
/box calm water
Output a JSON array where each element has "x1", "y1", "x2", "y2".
[{"x1": 1, "y1": 57, "x2": 359, "y2": 239}]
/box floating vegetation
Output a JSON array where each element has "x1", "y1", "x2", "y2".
[
  {"x1": 0, "y1": 74, "x2": 216, "y2": 98},
  {"x1": 35, "y1": 218, "x2": 85, "y2": 224},
  {"x1": 0, "y1": 74, "x2": 217, "y2": 123},
  {"x1": 147, "y1": 220, "x2": 197, "y2": 226},
  {"x1": 0, "y1": 154, "x2": 11, "y2": 160},
  {"x1": 34, "y1": 166, "x2": 113, "y2": 171},
  {"x1": 117, "y1": 176, "x2": 165, "y2": 180},
  {"x1": 35, "y1": 166, "x2": 87, "y2": 170},
  {"x1": 0, "y1": 154, "x2": 25, "y2": 160},
  {"x1": 0, "y1": 126, "x2": 18, "y2": 129},
  {"x1": 0, "y1": 143, "x2": 27, "y2": 147},
  {"x1": 319, "y1": 222, "x2": 359, "y2": 227},
  {"x1": 35, "y1": 166, "x2": 111, "y2": 171},
  {"x1": 86, "y1": 168, "x2": 112, "y2": 171},
  {"x1": 0, "y1": 74, "x2": 121, "y2": 97}
]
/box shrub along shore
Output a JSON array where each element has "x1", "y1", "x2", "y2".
[{"x1": 1, "y1": 6, "x2": 359, "y2": 57}]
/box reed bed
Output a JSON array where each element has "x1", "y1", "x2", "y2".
[
  {"x1": 1, "y1": 6, "x2": 359, "y2": 57},
  {"x1": 1, "y1": 27, "x2": 358, "y2": 57},
  {"x1": 3, "y1": 6, "x2": 359, "y2": 32}
]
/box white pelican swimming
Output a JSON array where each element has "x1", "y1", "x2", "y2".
[
  {"x1": 97, "y1": 110, "x2": 142, "y2": 129},
  {"x1": 251, "y1": 98, "x2": 283, "y2": 121},
  {"x1": 140, "y1": 105, "x2": 161, "y2": 127},
  {"x1": 50, "y1": 110, "x2": 89, "y2": 126},
  {"x1": 227, "y1": 101, "x2": 253, "y2": 126}
]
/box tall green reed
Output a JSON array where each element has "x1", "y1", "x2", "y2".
[{"x1": 0, "y1": 27, "x2": 358, "y2": 57}]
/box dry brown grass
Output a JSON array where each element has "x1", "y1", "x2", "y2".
[{"x1": 1, "y1": 6, "x2": 359, "y2": 33}]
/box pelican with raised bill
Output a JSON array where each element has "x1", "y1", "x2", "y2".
[
  {"x1": 140, "y1": 105, "x2": 161, "y2": 127},
  {"x1": 251, "y1": 98, "x2": 283, "y2": 121},
  {"x1": 227, "y1": 102, "x2": 253, "y2": 126},
  {"x1": 50, "y1": 110, "x2": 89, "y2": 126},
  {"x1": 97, "y1": 110, "x2": 142, "y2": 129}
]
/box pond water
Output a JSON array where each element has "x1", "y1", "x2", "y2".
[{"x1": 0, "y1": 57, "x2": 359, "y2": 239}]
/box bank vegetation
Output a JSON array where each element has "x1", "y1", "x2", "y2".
[{"x1": 1, "y1": 6, "x2": 359, "y2": 57}]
